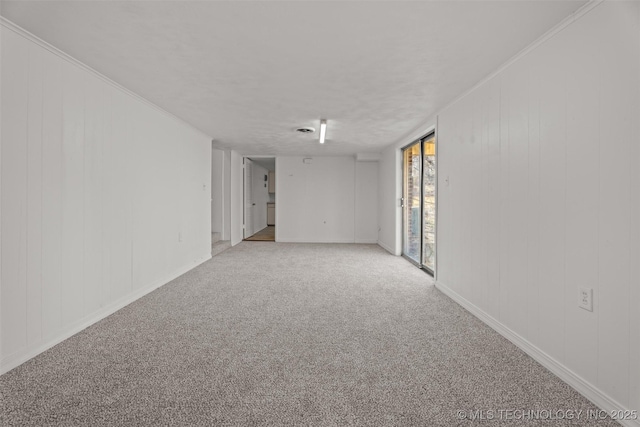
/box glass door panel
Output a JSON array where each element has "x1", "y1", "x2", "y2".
[
  {"x1": 422, "y1": 135, "x2": 436, "y2": 273},
  {"x1": 402, "y1": 143, "x2": 421, "y2": 264}
]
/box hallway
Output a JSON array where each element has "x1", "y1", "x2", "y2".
[{"x1": 244, "y1": 226, "x2": 275, "y2": 242}]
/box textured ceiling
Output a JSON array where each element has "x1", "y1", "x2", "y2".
[
  {"x1": 1, "y1": 0, "x2": 586, "y2": 155},
  {"x1": 249, "y1": 157, "x2": 276, "y2": 172}
]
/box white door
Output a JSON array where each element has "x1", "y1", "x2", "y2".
[{"x1": 244, "y1": 159, "x2": 254, "y2": 238}]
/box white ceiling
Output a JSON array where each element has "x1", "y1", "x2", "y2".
[
  {"x1": 249, "y1": 157, "x2": 276, "y2": 172},
  {"x1": 1, "y1": 0, "x2": 586, "y2": 156}
]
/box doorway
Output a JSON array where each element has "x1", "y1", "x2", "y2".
[
  {"x1": 243, "y1": 157, "x2": 276, "y2": 242},
  {"x1": 402, "y1": 132, "x2": 436, "y2": 275}
]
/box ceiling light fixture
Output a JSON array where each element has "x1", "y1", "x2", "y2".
[{"x1": 319, "y1": 119, "x2": 327, "y2": 144}]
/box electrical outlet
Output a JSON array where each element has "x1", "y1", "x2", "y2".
[
  {"x1": 578, "y1": 288, "x2": 593, "y2": 312},
  {"x1": 178, "y1": 232, "x2": 183, "y2": 242}
]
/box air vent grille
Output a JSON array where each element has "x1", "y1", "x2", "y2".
[{"x1": 296, "y1": 127, "x2": 315, "y2": 134}]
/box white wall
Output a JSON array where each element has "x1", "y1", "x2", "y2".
[
  {"x1": 377, "y1": 146, "x2": 401, "y2": 255},
  {"x1": 211, "y1": 147, "x2": 232, "y2": 241},
  {"x1": 277, "y1": 156, "x2": 378, "y2": 243},
  {"x1": 1, "y1": 23, "x2": 212, "y2": 374},
  {"x1": 434, "y1": 1, "x2": 640, "y2": 420},
  {"x1": 211, "y1": 147, "x2": 224, "y2": 234},
  {"x1": 251, "y1": 162, "x2": 269, "y2": 233},
  {"x1": 222, "y1": 150, "x2": 231, "y2": 241},
  {"x1": 354, "y1": 161, "x2": 378, "y2": 244},
  {"x1": 230, "y1": 150, "x2": 243, "y2": 246}
]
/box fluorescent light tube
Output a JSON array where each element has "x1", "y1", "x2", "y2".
[{"x1": 319, "y1": 120, "x2": 327, "y2": 144}]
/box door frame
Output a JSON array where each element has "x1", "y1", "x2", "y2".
[
  {"x1": 242, "y1": 157, "x2": 254, "y2": 239},
  {"x1": 401, "y1": 130, "x2": 437, "y2": 276},
  {"x1": 242, "y1": 155, "x2": 277, "y2": 240}
]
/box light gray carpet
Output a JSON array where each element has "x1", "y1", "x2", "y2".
[
  {"x1": 0, "y1": 243, "x2": 616, "y2": 426},
  {"x1": 211, "y1": 239, "x2": 232, "y2": 258}
]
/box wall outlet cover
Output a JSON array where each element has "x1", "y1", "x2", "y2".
[{"x1": 578, "y1": 287, "x2": 593, "y2": 312}]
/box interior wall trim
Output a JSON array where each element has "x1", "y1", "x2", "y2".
[
  {"x1": 355, "y1": 239, "x2": 378, "y2": 245},
  {"x1": 435, "y1": 280, "x2": 640, "y2": 427},
  {"x1": 0, "y1": 254, "x2": 212, "y2": 375},
  {"x1": 276, "y1": 238, "x2": 356, "y2": 244},
  {"x1": 0, "y1": 16, "x2": 211, "y2": 142}
]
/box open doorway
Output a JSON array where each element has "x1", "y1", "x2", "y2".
[{"x1": 244, "y1": 157, "x2": 275, "y2": 242}]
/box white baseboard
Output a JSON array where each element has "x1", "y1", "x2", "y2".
[
  {"x1": 377, "y1": 240, "x2": 398, "y2": 255},
  {"x1": 276, "y1": 238, "x2": 356, "y2": 244},
  {"x1": 0, "y1": 254, "x2": 211, "y2": 375},
  {"x1": 355, "y1": 239, "x2": 378, "y2": 244},
  {"x1": 435, "y1": 280, "x2": 639, "y2": 427}
]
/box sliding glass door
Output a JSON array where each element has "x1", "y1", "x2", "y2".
[
  {"x1": 402, "y1": 132, "x2": 436, "y2": 275},
  {"x1": 402, "y1": 143, "x2": 422, "y2": 264},
  {"x1": 422, "y1": 134, "x2": 436, "y2": 273}
]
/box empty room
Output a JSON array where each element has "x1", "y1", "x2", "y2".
[{"x1": 1, "y1": 0, "x2": 639, "y2": 425}]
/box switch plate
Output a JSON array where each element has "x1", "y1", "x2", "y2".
[{"x1": 578, "y1": 288, "x2": 593, "y2": 312}]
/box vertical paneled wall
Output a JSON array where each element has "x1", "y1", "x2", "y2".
[
  {"x1": 211, "y1": 147, "x2": 225, "y2": 236},
  {"x1": 230, "y1": 150, "x2": 243, "y2": 246},
  {"x1": 1, "y1": 24, "x2": 212, "y2": 373},
  {"x1": 276, "y1": 156, "x2": 379, "y2": 244},
  {"x1": 355, "y1": 161, "x2": 379, "y2": 244},
  {"x1": 437, "y1": 1, "x2": 639, "y2": 414},
  {"x1": 377, "y1": 147, "x2": 400, "y2": 254},
  {"x1": 277, "y1": 157, "x2": 356, "y2": 243}
]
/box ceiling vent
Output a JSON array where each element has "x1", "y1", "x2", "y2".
[{"x1": 296, "y1": 127, "x2": 315, "y2": 134}]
